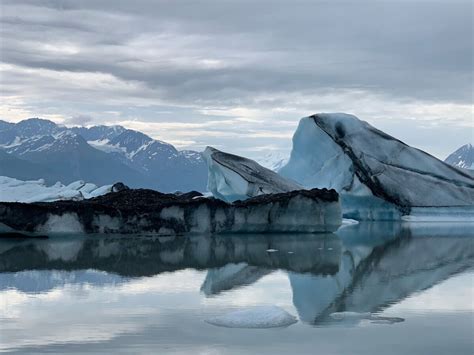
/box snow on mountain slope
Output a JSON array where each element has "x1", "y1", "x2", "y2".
[
  {"x1": 444, "y1": 143, "x2": 474, "y2": 170},
  {"x1": 0, "y1": 118, "x2": 64, "y2": 148},
  {"x1": 71, "y1": 125, "x2": 126, "y2": 142},
  {"x1": 255, "y1": 151, "x2": 289, "y2": 172},
  {"x1": 108, "y1": 129, "x2": 177, "y2": 163},
  {"x1": 101, "y1": 129, "x2": 207, "y2": 191},
  {"x1": 3, "y1": 131, "x2": 85, "y2": 159},
  {"x1": 0, "y1": 118, "x2": 207, "y2": 192},
  {"x1": 75, "y1": 126, "x2": 207, "y2": 191},
  {"x1": 279, "y1": 113, "x2": 474, "y2": 220},
  {"x1": 0, "y1": 176, "x2": 117, "y2": 203},
  {"x1": 203, "y1": 146, "x2": 301, "y2": 202}
]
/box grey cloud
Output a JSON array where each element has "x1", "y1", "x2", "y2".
[
  {"x1": 0, "y1": 0, "x2": 472, "y2": 158},
  {"x1": 1, "y1": 0, "x2": 472, "y2": 104},
  {"x1": 68, "y1": 114, "x2": 94, "y2": 125}
]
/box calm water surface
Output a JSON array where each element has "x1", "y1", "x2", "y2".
[{"x1": 0, "y1": 222, "x2": 473, "y2": 354}]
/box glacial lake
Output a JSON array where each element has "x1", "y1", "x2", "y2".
[{"x1": 0, "y1": 222, "x2": 473, "y2": 354}]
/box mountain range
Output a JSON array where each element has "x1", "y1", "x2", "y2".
[
  {"x1": 444, "y1": 143, "x2": 474, "y2": 170},
  {"x1": 0, "y1": 118, "x2": 207, "y2": 192}
]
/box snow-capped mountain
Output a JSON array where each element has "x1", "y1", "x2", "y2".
[
  {"x1": 0, "y1": 118, "x2": 63, "y2": 148},
  {"x1": 71, "y1": 125, "x2": 126, "y2": 142},
  {"x1": 88, "y1": 129, "x2": 207, "y2": 191},
  {"x1": 255, "y1": 151, "x2": 289, "y2": 172},
  {"x1": 444, "y1": 144, "x2": 473, "y2": 170},
  {"x1": 0, "y1": 118, "x2": 207, "y2": 191}
]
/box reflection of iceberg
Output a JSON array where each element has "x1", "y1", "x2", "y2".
[
  {"x1": 0, "y1": 270, "x2": 124, "y2": 293},
  {"x1": 0, "y1": 233, "x2": 339, "y2": 289},
  {"x1": 291, "y1": 223, "x2": 474, "y2": 324},
  {"x1": 201, "y1": 263, "x2": 271, "y2": 296},
  {"x1": 1, "y1": 223, "x2": 472, "y2": 324}
]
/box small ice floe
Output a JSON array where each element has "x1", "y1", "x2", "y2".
[
  {"x1": 205, "y1": 305, "x2": 297, "y2": 329},
  {"x1": 338, "y1": 218, "x2": 360, "y2": 229},
  {"x1": 0, "y1": 176, "x2": 117, "y2": 202},
  {"x1": 266, "y1": 249, "x2": 278, "y2": 253},
  {"x1": 329, "y1": 312, "x2": 404, "y2": 325}
]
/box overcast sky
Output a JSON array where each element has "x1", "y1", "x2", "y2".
[{"x1": 0, "y1": 0, "x2": 472, "y2": 159}]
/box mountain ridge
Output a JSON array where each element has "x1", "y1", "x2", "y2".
[
  {"x1": 0, "y1": 118, "x2": 207, "y2": 192},
  {"x1": 444, "y1": 144, "x2": 474, "y2": 170}
]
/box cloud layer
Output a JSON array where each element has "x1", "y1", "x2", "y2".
[{"x1": 1, "y1": 0, "x2": 472, "y2": 158}]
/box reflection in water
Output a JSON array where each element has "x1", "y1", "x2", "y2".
[
  {"x1": 291, "y1": 223, "x2": 474, "y2": 324},
  {"x1": 0, "y1": 233, "x2": 340, "y2": 294},
  {"x1": 0, "y1": 222, "x2": 473, "y2": 351}
]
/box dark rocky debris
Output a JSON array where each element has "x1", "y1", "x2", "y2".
[{"x1": 0, "y1": 188, "x2": 340, "y2": 235}]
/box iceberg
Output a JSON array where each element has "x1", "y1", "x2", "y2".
[
  {"x1": 279, "y1": 113, "x2": 474, "y2": 220},
  {"x1": 0, "y1": 176, "x2": 127, "y2": 203},
  {"x1": 205, "y1": 305, "x2": 297, "y2": 328},
  {"x1": 0, "y1": 187, "x2": 342, "y2": 235},
  {"x1": 203, "y1": 146, "x2": 301, "y2": 202}
]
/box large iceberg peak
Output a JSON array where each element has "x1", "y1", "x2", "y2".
[
  {"x1": 280, "y1": 113, "x2": 474, "y2": 218},
  {"x1": 203, "y1": 146, "x2": 301, "y2": 202}
]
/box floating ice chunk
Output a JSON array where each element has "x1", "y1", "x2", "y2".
[
  {"x1": 0, "y1": 176, "x2": 116, "y2": 202},
  {"x1": 87, "y1": 184, "x2": 113, "y2": 198},
  {"x1": 78, "y1": 182, "x2": 99, "y2": 194},
  {"x1": 280, "y1": 113, "x2": 474, "y2": 220},
  {"x1": 205, "y1": 306, "x2": 297, "y2": 328},
  {"x1": 65, "y1": 180, "x2": 86, "y2": 190},
  {"x1": 203, "y1": 146, "x2": 301, "y2": 202}
]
